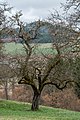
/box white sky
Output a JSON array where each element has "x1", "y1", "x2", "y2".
[{"x1": 0, "y1": 0, "x2": 66, "y2": 23}]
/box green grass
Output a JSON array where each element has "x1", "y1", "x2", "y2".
[
  {"x1": 3, "y1": 43, "x2": 57, "y2": 55},
  {"x1": 0, "y1": 100, "x2": 80, "y2": 120},
  {"x1": 3, "y1": 43, "x2": 26, "y2": 55}
]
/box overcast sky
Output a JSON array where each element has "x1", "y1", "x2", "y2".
[{"x1": 0, "y1": 0, "x2": 66, "y2": 22}]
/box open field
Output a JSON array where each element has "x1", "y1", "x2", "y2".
[
  {"x1": 3, "y1": 43, "x2": 57, "y2": 55},
  {"x1": 0, "y1": 100, "x2": 80, "y2": 120}
]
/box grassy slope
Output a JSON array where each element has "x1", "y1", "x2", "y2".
[
  {"x1": 0, "y1": 100, "x2": 80, "y2": 120},
  {"x1": 4, "y1": 43, "x2": 25, "y2": 55},
  {"x1": 3, "y1": 43, "x2": 56, "y2": 55}
]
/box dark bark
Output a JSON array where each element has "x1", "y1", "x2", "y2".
[
  {"x1": 5, "y1": 80, "x2": 8, "y2": 100},
  {"x1": 31, "y1": 92, "x2": 41, "y2": 111},
  {"x1": 12, "y1": 79, "x2": 15, "y2": 100}
]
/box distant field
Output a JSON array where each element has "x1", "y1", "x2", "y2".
[
  {"x1": 0, "y1": 100, "x2": 80, "y2": 120},
  {"x1": 3, "y1": 43, "x2": 26, "y2": 55},
  {"x1": 3, "y1": 43, "x2": 57, "y2": 55}
]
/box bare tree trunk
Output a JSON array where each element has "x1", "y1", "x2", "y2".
[
  {"x1": 12, "y1": 78, "x2": 15, "y2": 100},
  {"x1": 31, "y1": 92, "x2": 41, "y2": 111},
  {"x1": 4, "y1": 80, "x2": 8, "y2": 100}
]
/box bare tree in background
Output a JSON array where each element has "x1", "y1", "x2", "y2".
[
  {"x1": 0, "y1": 3, "x2": 13, "y2": 59},
  {"x1": 0, "y1": 3, "x2": 19, "y2": 100},
  {"x1": 0, "y1": 56, "x2": 20, "y2": 100},
  {"x1": 63, "y1": 0, "x2": 80, "y2": 30},
  {"x1": 63, "y1": 0, "x2": 80, "y2": 98},
  {"x1": 0, "y1": 3, "x2": 13, "y2": 39}
]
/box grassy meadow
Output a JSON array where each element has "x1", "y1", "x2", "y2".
[
  {"x1": 0, "y1": 100, "x2": 80, "y2": 120},
  {"x1": 3, "y1": 43, "x2": 57, "y2": 55}
]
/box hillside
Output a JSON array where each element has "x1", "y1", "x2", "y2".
[
  {"x1": 1, "y1": 22, "x2": 52, "y2": 43},
  {"x1": 1, "y1": 21, "x2": 78, "y2": 44},
  {"x1": 0, "y1": 100, "x2": 80, "y2": 120},
  {"x1": 25, "y1": 22, "x2": 53, "y2": 43}
]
